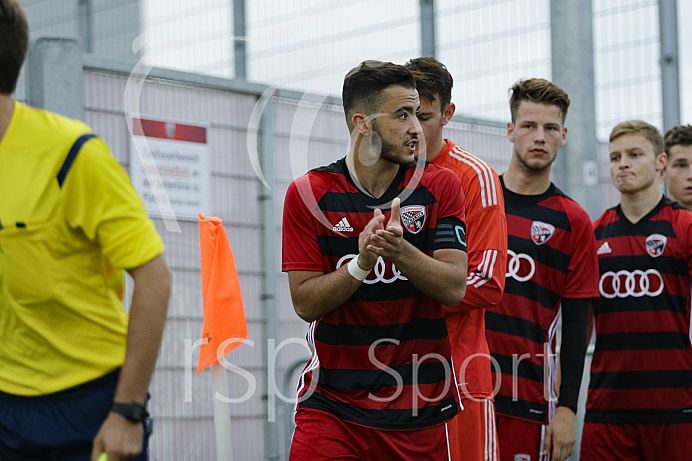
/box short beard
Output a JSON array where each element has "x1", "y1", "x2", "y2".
[
  {"x1": 514, "y1": 146, "x2": 555, "y2": 175},
  {"x1": 373, "y1": 121, "x2": 413, "y2": 167},
  {"x1": 379, "y1": 138, "x2": 411, "y2": 166}
]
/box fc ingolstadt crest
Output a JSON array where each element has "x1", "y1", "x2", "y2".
[
  {"x1": 645, "y1": 233, "x2": 667, "y2": 258},
  {"x1": 400, "y1": 205, "x2": 426, "y2": 234},
  {"x1": 531, "y1": 221, "x2": 555, "y2": 245}
]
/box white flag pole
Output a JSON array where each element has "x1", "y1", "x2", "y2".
[{"x1": 212, "y1": 362, "x2": 234, "y2": 461}]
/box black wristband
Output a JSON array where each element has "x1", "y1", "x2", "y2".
[{"x1": 111, "y1": 401, "x2": 149, "y2": 423}]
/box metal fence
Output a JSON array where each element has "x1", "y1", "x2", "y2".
[
  {"x1": 78, "y1": 54, "x2": 526, "y2": 460},
  {"x1": 14, "y1": 45, "x2": 618, "y2": 459},
  {"x1": 15, "y1": 0, "x2": 684, "y2": 458}
]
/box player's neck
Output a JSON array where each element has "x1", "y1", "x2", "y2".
[
  {"x1": 424, "y1": 137, "x2": 448, "y2": 162},
  {"x1": 503, "y1": 162, "x2": 551, "y2": 196},
  {"x1": 620, "y1": 186, "x2": 663, "y2": 224},
  {"x1": 0, "y1": 95, "x2": 13, "y2": 142},
  {"x1": 668, "y1": 192, "x2": 692, "y2": 210},
  {"x1": 346, "y1": 152, "x2": 399, "y2": 199}
]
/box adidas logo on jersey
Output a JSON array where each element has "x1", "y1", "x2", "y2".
[
  {"x1": 597, "y1": 241, "x2": 612, "y2": 255},
  {"x1": 332, "y1": 217, "x2": 353, "y2": 232}
]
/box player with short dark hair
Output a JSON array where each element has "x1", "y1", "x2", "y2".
[
  {"x1": 581, "y1": 120, "x2": 692, "y2": 461},
  {"x1": 662, "y1": 124, "x2": 692, "y2": 209},
  {"x1": 0, "y1": 0, "x2": 27, "y2": 94},
  {"x1": 485, "y1": 78, "x2": 599, "y2": 461},
  {"x1": 406, "y1": 56, "x2": 507, "y2": 461},
  {"x1": 283, "y1": 60, "x2": 469, "y2": 460}
]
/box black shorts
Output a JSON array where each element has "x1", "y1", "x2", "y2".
[{"x1": 0, "y1": 369, "x2": 152, "y2": 461}]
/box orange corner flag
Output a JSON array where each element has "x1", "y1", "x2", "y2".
[{"x1": 197, "y1": 214, "x2": 248, "y2": 374}]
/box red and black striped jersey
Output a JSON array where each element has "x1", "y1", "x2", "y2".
[
  {"x1": 586, "y1": 197, "x2": 692, "y2": 424},
  {"x1": 485, "y1": 178, "x2": 599, "y2": 423},
  {"x1": 282, "y1": 158, "x2": 467, "y2": 430}
]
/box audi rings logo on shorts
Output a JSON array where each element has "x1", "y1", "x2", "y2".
[
  {"x1": 336, "y1": 254, "x2": 408, "y2": 284},
  {"x1": 599, "y1": 269, "x2": 664, "y2": 298},
  {"x1": 506, "y1": 250, "x2": 535, "y2": 282}
]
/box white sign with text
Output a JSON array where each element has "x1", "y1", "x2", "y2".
[{"x1": 129, "y1": 117, "x2": 210, "y2": 221}]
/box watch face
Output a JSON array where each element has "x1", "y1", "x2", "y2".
[
  {"x1": 131, "y1": 406, "x2": 145, "y2": 420},
  {"x1": 112, "y1": 402, "x2": 149, "y2": 422}
]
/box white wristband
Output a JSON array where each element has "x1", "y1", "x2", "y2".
[{"x1": 347, "y1": 257, "x2": 370, "y2": 281}]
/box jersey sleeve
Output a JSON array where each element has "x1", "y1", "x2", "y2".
[
  {"x1": 62, "y1": 137, "x2": 164, "y2": 269},
  {"x1": 282, "y1": 175, "x2": 325, "y2": 272},
  {"x1": 557, "y1": 297, "x2": 589, "y2": 412},
  {"x1": 435, "y1": 166, "x2": 466, "y2": 219},
  {"x1": 563, "y1": 206, "x2": 600, "y2": 298},
  {"x1": 432, "y1": 167, "x2": 466, "y2": 251},
  {"x1": 685, "y1": 212, "x2": 692, "y2": 278},
  {"x1": 456, "y1": 175, "x2": 507, "y2": 311},
  {"x1": 433, "y1": 147, "x2": 506, "y2": 311}
]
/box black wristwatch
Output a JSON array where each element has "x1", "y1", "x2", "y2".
[{"x1": 111, "y1": 401, "x2": 149, "y2": 423}]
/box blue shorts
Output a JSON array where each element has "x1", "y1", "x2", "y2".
[{"x1": 0, "y1": 369, "x2": 152, "y2": 461}]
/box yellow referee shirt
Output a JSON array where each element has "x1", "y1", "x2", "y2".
[{"x1": 0, "y1": 102, "x2": 164, "y2": 395}]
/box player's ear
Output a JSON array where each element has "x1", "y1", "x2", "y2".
[
  {"x1": 441, "y1": 103, "x2": 455, "y2": 127},
  {"x1": 560, "y1": 126, "x2": 568, "y2": 147},
  {"x1": 660, "y1": 151, "x2": 669, "y2": 179},
  {"x1": 352, "y1": 113, "x2": 370, "y2": 135},
  {"x1": 656, "y1": 152, "x2": 668, "y2": 172},
  {"x1": 507, "y1": 122, "x2": 515, "y2": 143}
]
